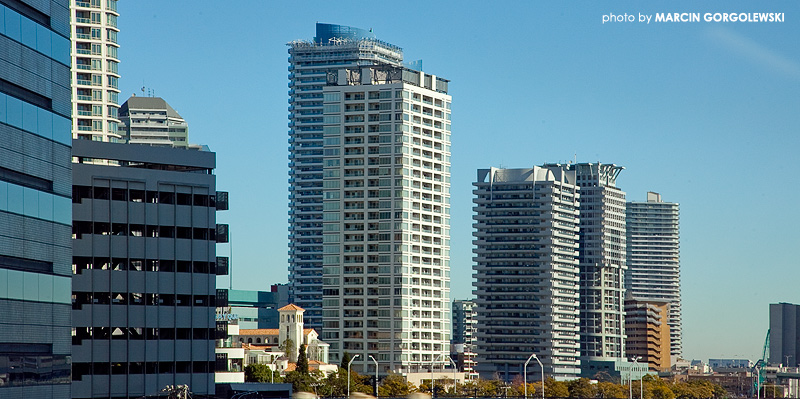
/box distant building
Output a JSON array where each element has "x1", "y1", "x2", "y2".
[
  {"x1": 624, "y1": 298, "x2": 671, "y2": 371},
  {"x1": 119, "y1": 96, "x2": 190, "y2": 147},
  {"x1": 225, "y1": 285, "x2": 290, "y2": 329},
  {"x1": 71, "y1": 141, "x2": 227, "y2": 398},
  {"x1": 451, "y1": 300, "x2": 478, "y2": 379},
  {"x1": 709, "y1": 359, "x2": 752, "y2": 369},
  {"x1": 472, "y1": 166, "x2": 581, "y2": 381},
  {"x1": 770, "y1": 303, "x2": 800, "y2": 367},
  {"x1": 71, "y1": 0, "x2": 121, "y2": 141},
  {"x1": 626, "y1": 191, "x2": 682, "y2": 357}
]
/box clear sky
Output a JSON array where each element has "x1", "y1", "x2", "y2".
[{"x1": 117, "y1": 1, "x2": 799, "y2": 364}]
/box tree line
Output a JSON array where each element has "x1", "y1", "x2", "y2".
[{"x1": 244, "y1": 350, "x2": 729, "y2": 399}]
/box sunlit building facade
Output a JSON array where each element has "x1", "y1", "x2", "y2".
[
  {"x1": 287, "y1": 23, "x2": 405, "y2": 333},
  {"x1": 71, "y1": 0, "x2": 121, "y2": 141}
]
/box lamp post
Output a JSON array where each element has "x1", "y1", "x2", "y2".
[
  {"x1": 524, "y1": 354, "x2": 535, "y2": 399},
  {"x1": 348, "y1": 354, "x2": 360, "y2": 398},
  {"x1": 432, "y1": 354, "x2": 443, "y2": 397},
  {"x1": 534, "y1": 354, "x2": 544, "y2": 399},
  {"x1": 631, "y1": 356, "x2": 642, "y2": 399},
  {"x1": 270, "y1": 356, "x2": 278, "y2": 384},
  {"x1": 369, "y1": 355, "x2": 379, "y2": 399},
  {"x1": 449, "y1": 356, "x2": 458, "y2": 396}
]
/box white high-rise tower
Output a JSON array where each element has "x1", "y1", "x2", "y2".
[
  {"x1": 318, "y1": 64, "x2": 452, "y2": 374},
  {"x1": 472, "y1": 166, "x2": 581, "y2": 381},
  {"x1": 71, "y1": 0, "x2": 121, "y2": 141},
  {"x1": 287, "y1": 24, "x2": 404, "y2": 332},
  {"x1": 626, "y1": 192, "x2": 681, "y2": 357}
]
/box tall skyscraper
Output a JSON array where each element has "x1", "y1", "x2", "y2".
[
  {"x1": 0, "y1": 1, "x2": 73, "y2": 397},
  {"x1": 626, "y1": 192, "x2": 682, "y2": 357},
  {"x1": 567, "y1": 163, "x2": 627, "y2": 363},
  {"x1": 119, "y1": 96, "x2": 190, "y2": 148},
  {"x1": 318, "y1": 62, "x2": 452, "y2": 374},
  {"x1": 472, "y1": 166, "x2": 581, "y2": 381},
  {"x1": 70, "y1": 141, "x2": 226, "y2": 398},
  {"x1": 769, "y1": 303, "x2": 800, "y2": 367},
  {"x1": 287, "y1": 23, "x2": 404, "y2": 332},
  {"x1": 71, "y1": 0, "x2": 121, "y2": 141}
]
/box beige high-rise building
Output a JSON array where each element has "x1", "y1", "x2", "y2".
[{"x1": 71, "y1": 0, "x2": 121, "y2": 141}]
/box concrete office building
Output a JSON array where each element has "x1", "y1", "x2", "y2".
[
  {"x1": 70, "y1": 141, "x2": 228, "y2": 398},
  {"x1": 626, "y1": 192, "x2": 682, "y2": 357},
  {"x1": 452, "y1": 299, "x2": 478, "y2": 379},
  {"x1": 472, "y1": 166, "x2": 581, "y2": 381},
  {"x1": 0, "y1": 1, "x2": 73, "y2": 397},
  {"x1": 318, "y1": 62, "x2": 452, "y2": 375},
  {"x1": 71, "y1": 0, "x2": 121, "y2": 141},
  {"x1": 567, "y1": 163, "x2": 627, "y2": 362},
  {"x1": 119, "y1": 96, "x2": 190, "y2": 148},
  {"x1": 770, "y1": 303, "x2": 800, "y2": 367},
  {"x1": 287, "y1": 23, "x2": 404, "y2": 332}
]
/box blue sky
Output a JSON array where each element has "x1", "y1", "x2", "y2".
[{"x1": 117, "y1": 1, "x2": 800, "y2": 363}]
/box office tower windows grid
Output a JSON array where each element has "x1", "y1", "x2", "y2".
[
  {"x1": 472, "y1": 166, "x2": 581, "y2": 380},
  {"x1": 626, "y1": 192, "x2": 682, "y2": 357},
  {"x1": 70, "y1": 142, "x2": 221, "y2": 398},
  {"x1": 319, "y1": 66, "x2": 452, "y2": 374},
  {"x1": 71, "y1": 0, "x2": 121, "y2": 142},
  {"x1": 1, "y1": 1, "x2": 73, "y2": 397},
  {"x1": 287, "y1": 23, "x2": 404, "y2": 332}
]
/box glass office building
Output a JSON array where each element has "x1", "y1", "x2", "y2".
[{"x1": 0, "y1": 1, "x2": 73, "y2": 398}]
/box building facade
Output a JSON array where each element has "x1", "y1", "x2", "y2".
[
  {"x1": 567, "y1": 163, "x2": 627, "y2": 362},
  {"x1": 472, "y1": 166, "x2": 581, "y2": 381},
  {"x1": 119, "y1": 96, "x2": 190, "y2": 148},
  {"x1": 70, "y1": 0, "x2": 121, "y2": 141},
  {"x1": 287, "y1": 23, "x2": 404, "y2": 332},
  {"x1": 318, "y1": 64, "x2": 452, "y2": 374},
  {"x1": 770, "y1": 303, "x2": 800, "y2": 367},
  {"x1": 624, "y1": 298, "x2": 670, "y2": 371},
  {"x1": 626, "y1": 192, "x2": 682, "y2": 357},
  {"x1": 71, "y1": 141, "x2": 226, "y2": 398},
  {"x1": 223, "y1": 285, "x2": 290, "y2": 330},
  {"x1": 0, "y1": 1, "x2": 73, "y2": 397},
  {"x1": 451, "y1": 300, "x2": 477, "y2": 379}
]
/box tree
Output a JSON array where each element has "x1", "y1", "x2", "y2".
[
  {"x1": 546, "y1": 377, "x2": 570, "y2": 398},
  {"x1": 568, "y1": 378, "x2": 596, "y2": 398},
  {"x1": 297, "y1": 343, "x2": 309, "y2": 375},
  {"x1": 596, "y1": 381, "x2": 626, "y2": 399},
  {"x1": 284, "y1": 370, "x2": 316, "y2": 393},
  {"x1": 280, "y1": 338, "x2": 296, "y2": 361},
  {"x1": 245, "y1": 364, "x2": 270, "y2": 383},
  {"x1": 650, "y1": 386, "x2": 676, "y2": 399},
  {"x1": 379, "y1": 373, "x2": 417, "y2": 397},
  {"x1": 341, "y1": 352, "x2": 352, "y2": 370}
]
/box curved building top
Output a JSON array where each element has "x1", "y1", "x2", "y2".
[{"x1": 314, "y1": 23, "x2": 376, "y2": 43}]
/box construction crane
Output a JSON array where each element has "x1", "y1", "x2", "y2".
[{"x1": 752, "y1": 329, "x2": 770, "y2": 397}]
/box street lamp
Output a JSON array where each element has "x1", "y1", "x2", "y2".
[
  {"x1": 524, "y1": 354, "x2": 544, "y2": 399},
  {"x1": 348, "y1": 354, "x2": 360, "y2": 398},
  {"x1": 432, "y1": 354, "x2": 444, "y2": 397},
  {"x1": 270, "y1": 356, "x2": 278, "y2": 384},
  {"x1": 369, "y1": 355, "x2": 379, "y2": 399},
  {"x1": 449, "y1": 356, "x2": 458, "y2": 396},
  {"x1": 631, "y1": 356, "x2": 642, "y2": 399}
]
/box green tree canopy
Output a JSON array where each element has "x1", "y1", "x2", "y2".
[
  {"x1": 244, "y1": 363, "x2": 270, "y2": 383},
  {"x1": 297, "y1": 343, "x2": 309, "y2": 375},
  {"x1": 379, "y1": 373, "x2": 417, "y2": 397}
]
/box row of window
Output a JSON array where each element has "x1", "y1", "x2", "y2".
[
  {"x1": 72, "y1": 361, "x2": 214, "y2": 380},
  {"x1": 72, "y1": 185, "x2": 217, "y2": 206},
  {"x1": 0, "y1": 354, "x2": 71, "y2": 388},
  {"x1": 72, "y1": 221, "x2": 218, "y2": 241},
  {"x1": 72, "y1": 292, "x2": 215, "y2": 308},
  {"x1": 72, "y1": 257, "x2": 217, "y2": 274},
  {"x1": 72, "y1": 327, "x2": 215, "y2": 343}
]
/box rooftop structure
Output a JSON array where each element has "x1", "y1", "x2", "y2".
[{"x1": 119, "y1": 96, "x2": 190, "y2": 147}]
